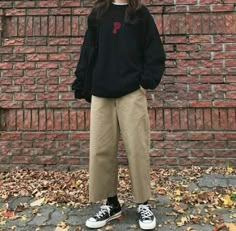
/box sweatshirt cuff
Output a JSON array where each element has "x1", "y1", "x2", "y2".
[{"x1": 139, "y1": 77, "x2": 156, "y2": 90}]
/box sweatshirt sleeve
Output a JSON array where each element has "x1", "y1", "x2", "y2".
[
  {"x1": 72, "y1": 10, "x2": 97, "y2": 99},
  {"x1": 139, "y1": 9, "x2": 166, "y2": 90}
]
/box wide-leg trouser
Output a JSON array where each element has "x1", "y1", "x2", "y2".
[{"x1": 89, "y1": 89, "x2": 151, "y2": 203}]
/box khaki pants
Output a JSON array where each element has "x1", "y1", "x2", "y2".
[{"x1": 89, "y1": 89, "x2": 151, "y2": 203}]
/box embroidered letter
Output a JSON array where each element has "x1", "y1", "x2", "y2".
[{"x1": 113, "y1": 22, "x2": 121, "y2": 34}]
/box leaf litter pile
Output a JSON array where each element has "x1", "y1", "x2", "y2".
[{"x1": 0, "y1": 166, "x2": 236, "y2": 230}]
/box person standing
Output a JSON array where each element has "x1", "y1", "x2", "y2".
[{"x1": 74, "y1": 0, "x2": 166, "y2": 229}]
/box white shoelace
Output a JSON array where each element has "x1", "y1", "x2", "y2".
[
  {"x1": 95, "y1": 205, "x2": 111, "y2": 219},
  {"x1": 138, "y1": 205, "x2": 153, "y2": 220}
]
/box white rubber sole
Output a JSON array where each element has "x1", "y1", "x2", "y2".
[
  {"x1": 85, "y1": 211, "x2": 122, "y2": 229},
  {"x1": 139, "y1": 216, "x2": 157, "y2": 230}
]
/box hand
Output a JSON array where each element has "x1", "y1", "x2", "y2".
[{"x1": 140, "y1": 86, "x2": 146, "y2": 95}]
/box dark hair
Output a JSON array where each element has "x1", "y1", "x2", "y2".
[{"x1": 92, "y1": 0, "x2": 142, "y2": 24}]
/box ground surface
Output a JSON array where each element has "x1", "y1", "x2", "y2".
[{"x1": 0, "y1": 167, "x2": 235, "y2": 231}]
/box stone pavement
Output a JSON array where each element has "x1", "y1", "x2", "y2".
[{"x1": 0, "y1": 174, "x2": 236, "y2": 231}]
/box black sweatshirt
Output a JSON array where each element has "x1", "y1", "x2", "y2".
[{"x1": 74, "y1": 3, "x2": 166, "y2": 99}]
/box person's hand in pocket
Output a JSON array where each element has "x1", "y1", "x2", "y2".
[{"x1": 140, "y1": 86, "x2": 146, "y2": 95}]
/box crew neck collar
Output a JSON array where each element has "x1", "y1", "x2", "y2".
[{"x1": 112, "y1": 2, "x2": 128, "y2": 5}]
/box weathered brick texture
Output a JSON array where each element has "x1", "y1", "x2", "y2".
[{"x1": 0, "y1": 0, "x2": 236, "y2": 170}]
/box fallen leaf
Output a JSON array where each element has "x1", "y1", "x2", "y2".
[
  {"x1": 55, "y1": 227, "x2": 68, "y2": 231},
  {"x1": 30, "y1": 198, "x2": 45, "y2": 207},
  {"x1": 176, "y1": 215, "x2": 191, "y2": 226},
  {"x1": 105, "y1": 225, "x2": 114, "y2": 230},
  {"x1": 227, "y1": 166, "x2": 233, "y2": 174},
  {"x1": 1, "y1": 210, "x2": 15, "y2": 218},
  {"x1": 213, "y1": 222, "x2": 236, "y2": 231},
  {"x1": 222, "y1": 195, "x2": 233, "y2": 207}
]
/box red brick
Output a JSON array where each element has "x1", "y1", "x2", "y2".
[
  {"x1": 59, "y1": 157, "x2": 80, "y2": 164},
  {"x1": 27, "y1": 54, "x2": 47, "y2": 61},
  {"x1": 212, "y1": 4, "x2": 234, "y2": 12},
  {"x1": 54, "y1": 110, "x2": 62, "y2": 130},
  {"x1": 69, "y1": 110, "x2": 77, "y2": 130},
  {"x1": 37, "y1": 78, "x2": 58, "y2": 85},
  {"x1": 49, "y1": 54, "x2": 70, "y2": 61},
  {"x1": 62, "y1": 109, "x2": 70, "y2": 130},
  {"x1": 15, "y1": 93, "x2": 35, "y2": 101},
  {"x1": 46, "y1": 133, "x2": 68, "y2": 140},
  {"x1": 189, "y1": 101, "x2": 212, "y2": 108},
  {"x1": 38, "y1": 93, "x2": 58, "y2": 100},
  {"x1": 3, "y1": 38, "x2": 24, "y2": 46},
  {"x1": 27, "y1": 9, "x2": 49, "y2": 15},
  {"x1": 50, "y1": 8, "x2": 71, "y2": 15},
  {"x1": 36, "y1": 46, "x2": 57, "y2": 53},
  {"x1": 203, "y1": 109, "x2": 212, "y2": 129},
  {"x1": 37, "y1": 1, "x2": 58, "y2": 7},
  {"x1": 191, "y1": 149, "x2": 214, "y2": 157},
  {"x1": 26, "y1": 37, "x2": 46, "y2": 46},
  {"x1": 189, "y1": 35, "x2": 211, "y2": 43},
  {"x1": 37, "y1": 62, "x2": 58, "y2": 69},
  {"x1": 189, "y1": 132, "x2": 213, "y2": 140},
  {"x1": 0, "y1": 78, "x2": 12, "y2": 85},
  {"x1": 0, "y1": 47, "x2": 13, "y2": 54},
  {"x1": 60, "y1": 93, "x2": 74, "y2": 100},
  {"x1": 0, "y1": 63, "x2": 13, "y2": 69},
  {"x1": 228, "y1": 109, "x2": 236, "y2": 130},
  {"x1": 0, "y1": 1, "x2": 13, "y2": 8},
  {"x1": 2, "y1": 86, "x2": 21, "y2": 93},
  {"x1": 56, "y1": 16, "x2": 64, "y2": 36},
  {"x1": 165, "y1": 36, "x2": 187, "y2": 43},
  {"x1": 189, "y1": 5, "x2": 210, "y2": 12},
  {"x1": 5, "y1": 109, "x2": 16, "y2": 130},
  {"x1": 165, "y1": 6, "x2": 187, "y2": 13},
  {"x1": 0, "y1": 92, "x2": 13, "y2": 101},
  {"x1": 22, "y1": 148, "x2": 44, "y2": 156},
  {"x1": 12, "y1": 156, "x2": 33, "y2": 164},
  {"x1": 6, "y1": 9, "x2": 26, "y2": 16},
  {"x1": 23, "y1": 102, "x2": 45, "y2": 109},
  {"x1": 77, "y1": 110, "x2": 85, "y2": 130},
  {"x1": 166, "y1": 132, "x2": 186, "y2": 140},
  {"x1": 39, "y1": 110, "x2": 46, "y2": 130},
  {"x1": 49, "y1": 69, "x2": 70, "y2": 77},
  {"x1": 15, "y1": 78, "x2": 35, "y2": 85},
  {"x1": 215, "y1": 84, "x2": 236, "y2": 91},
  {"x1": 3, "y1": 54, "x2": 24, "y2": 62},
  {"x1": 70, "y1": 132, "x2": 90, "y2": 140},
  {"x1": 46, "y1": 109, "x2": 54, "y2": 130},
  {"x1": 47, "y1": 101, "x2": 69, "y2": 108},
  {"x1": 0, "y1": 102, "x2": 22, "y2": 109},
  {"x1": 23, "y1": 109, "x2": 31, "y2": 130},
  {"x1": 23, "y1": 132, "x2": 46, "y2": 140},
  {"x1": 196, "y1": 109, "x2": 204, "y2": 130},
  {"x1": 164, "y1": 109, "x2": 171, "y2": 130},
  {"x1": 73, "y1": 8, "x2": 91, "y2": 15},
  {"x1": 15, "y1": 1, "x2": 35, "y2": 7},
  {"x1": 14, "y1": 47, "x2": 35, "y2": 53},
  {"x1": 0, "y1": 133, "x2": 21, "y2": 140},
  {"x1": 85, "y1": 109, "x2": 90, "y2": 130},
  {"x1": 215, "y1": 133, "x2": 236, "y2": 140},
  {"x1": 176, "y1": 0, "x2": 197, "y2": 4}
]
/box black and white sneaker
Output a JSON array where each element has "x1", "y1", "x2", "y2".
[
  {"x1": 86, "y1": 204, "x2": 122, "y2": 229},
  {"x1": 138, "y1": 204, "x2": 156, "y2": 230}
]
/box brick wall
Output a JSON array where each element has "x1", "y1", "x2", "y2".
[{"x1": 0, "y1": 0, "x2": 236, "y2": 170}]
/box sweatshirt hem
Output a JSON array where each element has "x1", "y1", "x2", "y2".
[{"x1": 91, "y1": 85, "x2": 140, "y2": 98}]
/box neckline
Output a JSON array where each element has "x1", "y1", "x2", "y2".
[{"x1": 112, "y1": 2, "x2": 128, "y2": 5}]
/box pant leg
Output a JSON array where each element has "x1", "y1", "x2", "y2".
[
  {"x1": 116, "y1": 89, "x2": 151, "y2": 203},
  {"x1": 89, "y1": 95, "x2": 119, "y2": 202}
]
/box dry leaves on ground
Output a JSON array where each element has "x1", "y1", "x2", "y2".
[{"x1": 0, "y1": 166, "x2": 235, "y2": 229}]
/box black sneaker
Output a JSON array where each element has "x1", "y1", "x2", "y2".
[
  {"x1": 85, "y1": 204, "x2": 122, "y2": 228},
  {"x1": 138, "y1": 204, "x2": 156, "y2": 230}
]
